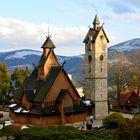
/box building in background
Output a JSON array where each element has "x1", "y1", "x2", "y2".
[{"x1": 83, "y1": 15, "x2": 109, "y2": 119}]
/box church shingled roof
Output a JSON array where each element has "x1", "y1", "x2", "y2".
[
  {"x1": 30, "y1": 106, "x2": 44, "y2": 116},
  {"x1": 83, "y1": 27, "x2": 100, "y2": 44},
  {"x1": 41, "y1": 36, "x2": 55, "y2": 49},
  {"x1": 83, "y1": 26, "x2": 109, "y2": 44},
  {"x1": 14, "y1": 66, "x2": 62, "y2": 102},
  {"x1": 56, "y1": 89, "x2": 68, "y2": 102},
  {"x1": 38, "y1": 49, "x2": 52, "y2": 67}
]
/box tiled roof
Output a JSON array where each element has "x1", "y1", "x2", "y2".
[{"x1": 120, "y1": 88, "x2": 140, "y2": 106}]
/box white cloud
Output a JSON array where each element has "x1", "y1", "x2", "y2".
[
  {"x1": 0, "y1": 17, "x2": 88, "y2": 56},
  {"x1": 106, "y1": 0, "x2": 134, "y2": 14},
  {"x1": 104, "y1": 12, "x2": 140, "y2": 22}
]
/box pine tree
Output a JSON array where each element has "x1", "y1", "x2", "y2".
[
  {"x1": 0, "y1": 63, "x2": 11, "y2": 102},
  {"x1": 11, "y1": 66, "x2": 30, "y2": 89}
]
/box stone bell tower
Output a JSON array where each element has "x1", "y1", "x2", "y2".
[{"x1": 83, "y1": 15, "x2": 109, "y2": 119}]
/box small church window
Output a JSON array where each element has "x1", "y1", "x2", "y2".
[
  {"x1": 100, "y1": 35, "x2": 103, "y2": 39},
  {"x1": 101, "y1": 68, "x2": 102, "y2": 72},
  {"x1": 99, "y1": 55, "x2": 104, "y2": 61},
  {"x1": 88, "y1": 55, "x2": 92, "y2": 62}
]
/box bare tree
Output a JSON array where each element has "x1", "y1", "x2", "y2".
[{"x1": 108, "y1": 61, "x2": 129, "y2": 109}]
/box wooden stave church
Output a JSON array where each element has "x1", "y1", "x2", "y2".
[{"x1": 9, "y1": 36, "x2": 88, "y2": 126}]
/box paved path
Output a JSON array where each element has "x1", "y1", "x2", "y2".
[
  {"x1": 0, "y1": 111, "x2": 10, "y2": 120},
  {"x1": 110, "y1": 111, "x2": 133, "y2": 119}
]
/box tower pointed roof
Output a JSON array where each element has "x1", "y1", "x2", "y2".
[
  {"x1": 41, "y1": 36, "x2": 55, "y2": 49},
  {"x1": 92, "y1": 14, "x2": 100, "y2": 25}
]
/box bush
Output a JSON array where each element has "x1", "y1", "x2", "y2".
[
  {"x1": 0, "y1": 98, "x2": 10, "y2": 105},
  {"x1": 15, "y1": 125, "x2": 114, "y2": 140},
  {"x1": 103, "y1": 113, "x2": 125, "y2": 129},
  {"x1": 114, "y1": 118, "x2": 133, "y2": 140},
  {"x1": 115, "y1": 115, "x2": 140, "y2": 140},
  {"x1": 0, "y1": 125, "x2": 19, "y2": 139}
]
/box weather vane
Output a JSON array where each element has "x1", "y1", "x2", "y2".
[{"x1": 47, "y1": 19, "x2": 51, "y2": 38}]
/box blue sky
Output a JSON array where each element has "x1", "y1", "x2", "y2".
[{"x1": 0, "y1": 0, "x2": 140, "y2": 55}]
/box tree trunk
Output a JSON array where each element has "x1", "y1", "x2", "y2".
[{"x1": 117, "y1": 81, "x2": 120, "y2": 109}]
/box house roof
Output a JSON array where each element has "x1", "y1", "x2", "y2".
[
  {"x1": 15, "y1": 66, "x2": 62, "y2": 102},
  {"x1": 120, "y1": 88, "x2": 140, "y2": 106}
]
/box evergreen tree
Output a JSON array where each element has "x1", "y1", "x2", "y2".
[
  {"x1": 11, "y1": 66, "x2": 30, "y2": 89},
  {"x1": 0, "y1": 63, "x2": 11, "y2": 102},
  {"x1": 24, "y1": 66, "x2": 30, "y2": 77}
]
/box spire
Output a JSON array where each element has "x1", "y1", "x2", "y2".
[
  {"x1": 41, "y1": 36, "x2": 55, "y2": 49},
  {"x1": 93, "y1": 14, "x2": 100, "y2": 30}
]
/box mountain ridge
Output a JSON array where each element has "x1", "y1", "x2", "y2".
[{"x1": 0, "y1": 38, "x2": 140, "y2": 86}]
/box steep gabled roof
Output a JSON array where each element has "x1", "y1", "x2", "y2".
[
  {"x1": 34, "y1": 67, "x2": 61, "y2": 102},
  {"x1": 56, "y1": 89, "x2": 67, "y2": 102},
  {"x1": 15, "y1": 66, "x2": 62, "y2": 103},
  {"x1": 120, "y1": 89, "x2": 140, "y2": 106},
  {"x1": 41, "y1": 36, "x2": 55, "y2": 49},
  {"x1": 38, "y1": 49, "x2": 52, "y2": 67},
  {"x1": 38, "y1": 49, "x2": 60, "y2": 67},
  {"x1": 62, "y1": 69, "x2": 81, "y2": 99},
  {"x1": 83, "y1": 26, "x2": 109, "y2": 44},
  {"x1": 83, "y1": 27, "x2": 99, "y2": 44}
]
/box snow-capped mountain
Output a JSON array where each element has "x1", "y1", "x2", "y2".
[
  {"x1": 108, "y1": 38, "x2": 140, "y2": 63},
  {"x1": 0, "y1": 38, "x2": 140, "y2": 86},
  {"x1": 109, "y1": 38, "x2": 140, "y2": 52},
  {"x1": 0, "y1": 49, "x2": 84, "y2": 85}
]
